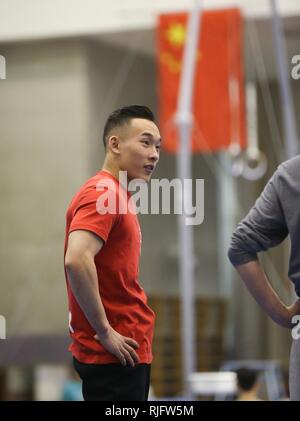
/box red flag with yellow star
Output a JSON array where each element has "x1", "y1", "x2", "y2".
[{"x1": 157, "y1": 8, "x2": 246, "y2": 154}]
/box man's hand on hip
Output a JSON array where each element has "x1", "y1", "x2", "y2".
[{"x1": 94, "y1": 327, "x2": 140, "y2": 367}]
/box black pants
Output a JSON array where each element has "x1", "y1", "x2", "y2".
[{"x1": 73, "y1": 357, "x2": 151, "y2": 401}]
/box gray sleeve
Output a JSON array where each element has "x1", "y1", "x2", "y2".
[{"x1": 228, "y1": 169, "x2": 288, "y2": 267}]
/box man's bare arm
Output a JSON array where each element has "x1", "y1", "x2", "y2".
[
  {"x1": 65, "y1": 230, "x2": 139, "y2": 366},
  {"x1": 235, "y1": 260, "x2": 300, "y2": 328}
]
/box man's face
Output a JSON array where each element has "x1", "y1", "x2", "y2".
[{"x1": 117, "y1": 118, "x2": 161, "y2": 182}]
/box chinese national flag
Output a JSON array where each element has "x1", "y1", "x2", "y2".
[{"x1": 157, "y1": 8, "x2": 246, "y2": 154}]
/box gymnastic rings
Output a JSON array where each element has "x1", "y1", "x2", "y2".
[
  {"x1": 228, "y1": 144, "x2": 268, "y2": 181},
  {"x1": 241, "y1": 148, "x2": 268, "y2": 181}
]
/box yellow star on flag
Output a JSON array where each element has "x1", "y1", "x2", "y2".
[{"x1": 165, "y1": 23, "x2": 186, "y2": 48}]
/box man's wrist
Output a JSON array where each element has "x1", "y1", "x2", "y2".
[
  {"x1": 97, "y1": 323, "x2": 110, "y2": 337},
  {"x1": 275, "y1": 305, "x2": 292, "y2": 329}
]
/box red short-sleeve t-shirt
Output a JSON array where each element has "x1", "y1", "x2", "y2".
[{"x1": 64, "y1": 170, "x2": 155, "y2": 364}]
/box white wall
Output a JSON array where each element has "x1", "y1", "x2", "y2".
[
  {"x1": 0, "y1": 40, "x2": 91, "y2": 334},
  {"x1": 0, "y1": 0, "x2": 299, "y2": 42}
]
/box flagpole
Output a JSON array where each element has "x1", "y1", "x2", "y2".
[
  {"x1": 269, "y1": 0, "x2": 299, "y2": 158},
  {"x1": 175, "y1": 0, "x2": 202, "y2": 398}
]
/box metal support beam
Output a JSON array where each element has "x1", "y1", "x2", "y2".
[{"x1": 175, "y1": 0, "x2": 202, "y2": 397}]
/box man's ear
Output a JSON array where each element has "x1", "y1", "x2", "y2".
[{"x1": 107, "y1": 135, "x2": 120, "y2": 155}]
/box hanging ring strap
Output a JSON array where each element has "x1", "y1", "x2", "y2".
[
  {"x1": 228, "y1": 76, "x2": 244, "y2": 177},
  {"x1": 242, "y1": 82, "x2": 267, "y2": 180}
]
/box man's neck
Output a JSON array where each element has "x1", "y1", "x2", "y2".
[
  {"x1": 102, "y1": 158, "x2": 120, "y2": 181},
  {"x1": 101, "y1": 158, "x2": 130, "y2": 190}
]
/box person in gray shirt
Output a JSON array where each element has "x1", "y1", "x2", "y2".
[{"x1": 228, "y1": 155, "x2": 300, "y2": 401}]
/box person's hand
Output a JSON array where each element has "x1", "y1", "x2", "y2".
[{"x1": 94, "y1": 326, "x2": 139, "y2": 367}]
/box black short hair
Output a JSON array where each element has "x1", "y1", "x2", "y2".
[
  {"x1": 236, "y1": 368, "x2": 259, "y2": 391},
  {"x1": 102, "y1": 105, "x2": 155, "y2": 148}
]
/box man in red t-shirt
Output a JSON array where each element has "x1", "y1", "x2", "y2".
[{"x1": 64, "y1": 105, "x2": 161, "y2": 401}]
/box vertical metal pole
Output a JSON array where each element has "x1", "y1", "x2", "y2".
[
  {"x1": 175, "y1": 0, "x2": 202, "y2": 397},
  {"x1": 217, "y1": 154, "x2": 237, "y2": 298},
  {"x1": 270, "y1": 0, "x2": 299, "y2": 158},
  {"x1": 217, "y1": 153, "x2": 237, "y2": 353}
]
